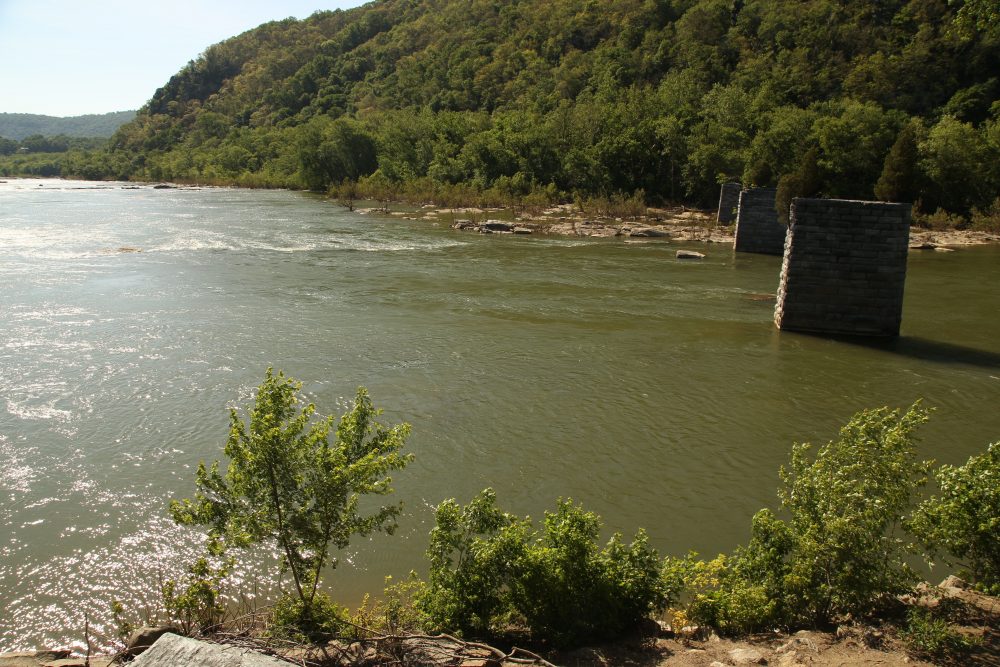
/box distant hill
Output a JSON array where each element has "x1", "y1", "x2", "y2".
[
  {"x1": 0, "y1": 111, "x2": 136, "y2": 139},
  {"x1": 44, "y1": 1, "x2": 1000, "y2": 215}
]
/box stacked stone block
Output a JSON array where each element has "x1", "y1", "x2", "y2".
[
  {"x1": 716, "y1": 182, "x2": 741, "y2": 225},
  {"x1": 774, "y1": 198, "x2": 911, "y2": 337},
  {"x1": 734, "y1": 188, "x2": 786, "y2": 255}
]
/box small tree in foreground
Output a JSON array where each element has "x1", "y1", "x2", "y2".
[
  {"x1": 910, "y1": 442, "x2": 1000, "y2": 594},
  {"x1": 774, "y1": 402, "x2": 932, "y2": 624},
  {"x1": 673, "y1": 403, "x2": 932, "y2": 632},
  {"x1": 171, "y1": 368, "x2": 412, "y2": 638}
]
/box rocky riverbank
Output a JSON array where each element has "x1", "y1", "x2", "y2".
[
  {"x1": 367, "y1": 202, "x2": 1000, "y2": 250},
  {"x1": 6, "y1": 576, "x2": 996, "y2": 666}
]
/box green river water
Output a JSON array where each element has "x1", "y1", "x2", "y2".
[{"x1": 1, "y1": 179, "x2": 998, "y2": 650}]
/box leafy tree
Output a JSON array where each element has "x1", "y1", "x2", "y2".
[
  {"x1": 919, "y1": 114, "x2": 993, "y2": 214},
  {"x1": 171, "y1": 368, "x2": 412, "y2": 636},
  {"x1": 875, "y1": 120, "x2": 924, "y2": 203},
  {"x1": 949, "y1": 0, "x2": 1000, "y2": 40},
  {"x1": 811, "y1": 100, "x2": 903, "y2": 199},
  {"x1": 742, "y1": 105, "x2": 817, "y2": 188},
  {"x1": 776, "y1": 146, "x2": 822, "y2": 224},
  {"x1": 297, "y1": 118, "x2": 378, "y2": 191},
  {"x1": 909, "y1": 442, "x2": 1000, "y2": 594},
  {"x1": 676, "y1": 403, "x2": 932, "y2": 631},
  {"x1": 771, "y1": 403, "x2": 932, "y2": 625}
]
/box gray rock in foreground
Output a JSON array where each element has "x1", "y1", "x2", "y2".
[
  {"x1": 131, "y1": 634, "x2": 287, "y2": 666},
  {"x1": 125, "y1": 626, "x2": 180, "y2": 659}
]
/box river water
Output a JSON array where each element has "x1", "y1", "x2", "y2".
[{"x1": 1, "y1": 178, "x2": 998, "y2": 650}]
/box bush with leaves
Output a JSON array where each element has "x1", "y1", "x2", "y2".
[
  {"x1": 901, "y1": 606, "x2": 981, "y2": 661},
  {"x1": 773, "y1": 403, "x2": 931, "y2": 624},
  {"x1": 672, "y1": 404, "x2": 932, "y2": 632},
  {"x1": 419, "y1": 488, "x2": 668, "y2": 647},
  {"x1": 910, "y1": 442, "x2": 1000, "y2": 594},
  {"x1": 350, "y1": 576, "x2": 430, "y2": 639},
  {"x1": 161, "y1": 554, "x2": 234, "y2": 635},
  {"x1": 170, "y1": 368, "x2": 412, "y2": 640}
]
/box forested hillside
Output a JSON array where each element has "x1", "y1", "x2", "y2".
[
  {"x1": 49, "y1": 0, "x2": 1000, "y2": 218},
  {"x1": 0, "y1": 111, "x2": 135, "y2": 140}
]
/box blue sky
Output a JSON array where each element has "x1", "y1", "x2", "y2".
[{"x1": 0, "y1": 0, "x2": 366, "y2": 117}]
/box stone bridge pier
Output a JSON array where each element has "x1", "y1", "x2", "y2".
[
  {"x1": 733, "y1": 187, "x2": 787, "y2": 255},
  {"x1": 774, "y1": 198, "x2": 911, "y2": 337},
  {"x1": 717, "y1": 182, "x2": 741, "y2": 225}
]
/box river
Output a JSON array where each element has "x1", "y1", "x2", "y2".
[{"x1": 1, "y1": 178, "x2": 998, "y2": 650}]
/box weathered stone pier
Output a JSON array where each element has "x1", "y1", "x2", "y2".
[
  {"x1": 733, "y1": 187, "x2": 786, "y2": 255},
  {"x1": 774, "y1": 198, "x2": 911, "y2": 336},
  {"x1": 716, "y1": 182, "x2": 741, "y2": 225}
]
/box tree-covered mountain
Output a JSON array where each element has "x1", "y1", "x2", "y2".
[
  {"x1": 42, "y1": 0, "x2": 1000, "y2": 217},
  {"x1": 0, "y1": 111, "x2": 136, "y2": 140}
]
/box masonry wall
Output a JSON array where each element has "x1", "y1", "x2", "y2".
[
  {"x1": 774, "y1": 198, "x2": 911, "y2": 337},
  {"x1": 733, "y1": 188, "x2": 786, "y2": 254},
  {"x1": 717, "y1": 182, "x2": 741, "y2": 225}
]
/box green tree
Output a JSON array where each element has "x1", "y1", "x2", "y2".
[
  {"x1": 678, "y1": 403, "x2": 932, "y2": 631},
  {"x1": 171, "y1": 368, "x2": 412, "y2": 635},
  {"x1": 910, "y1": 442, "x2": 1000, "y2": 593},
  {"x1": 297, "y1": 118, "x2": 378, "y2": 191},
  {"x1": 875, "y1": 120, "x2": 923, "y2": 203},
  {"x1": 811, "y1": 100, "x2": 903, "y2": 199},
  {"x1": 773, "y1": 403, "x2": 931, "y2": 625},
  {"x1": 920, "y1": 115, "x2": 992, "y2": 214},
  {"x1": 776, "y1": 146, "x2": 822, "y2": 224}
]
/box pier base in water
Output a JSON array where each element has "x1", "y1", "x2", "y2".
[{"x1": 775, "y1": 198, "x2": 911, "y2": 337}]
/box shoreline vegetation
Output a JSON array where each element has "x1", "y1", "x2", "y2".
[
  {"x1": 3, "y1": 0, "x2": 1000, "y2": 240},
  {"x1": 3, "y1": 374, "x2": 997, "y2": 666},
  {"x1": 5, "y1": 176, "x2": 1000, "y2": 251}
]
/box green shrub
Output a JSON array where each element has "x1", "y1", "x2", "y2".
[
  {"x1": 970, "y1": 198, "x2": 1000, "y2": 233},
  {"x1": 350, "y1": 576, "x2": 430, "y2": 639},
  {"x1": 772, "y1": 403, "x2": 931, "y2": 625},
  {"x1": 913, "y1": 207, "x2": 967, "y2": 230},
  {"x1": 514, "y1": 499, "x2": 664, "y2": 646},
  {"x1": 161, "y1": 554, "x2": 233, "y2": 635},
  {"x1": 271, "y1": 591, "x2": 347, "y2": 642},
  {"x1": 674, "y1": 404, "x2": 932, "y2": 632},
  {"x1": 419, "y1": 489, "x2": 668, "y2": 647},
  {"x1": 901, "y1": 607, "x2": 980, "y2": 661},
  {"x1": 910, "y1": 442, "x2": 1000, "y2": 594},
  {"x1": 667, "y1": 510, "x2": 791, "y2": 635}
]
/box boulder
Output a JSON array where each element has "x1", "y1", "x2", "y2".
[
  {"x1": 131, "y1": 634, "x2": 287, "y2": 666},
  {"x1": 628, "y1": 226, "x2": 668, "y2": 237},
  {"x1": 1, "y1": 651, "x2": 69, "y2": 667},
  {"x1": 676, "y1": 250, "x2": 706, "y2": 259},
  {"x1": 480, "y1": 220, "x2": 514, "y2": 232},
  {"x1": 512, "y1": 226, "x2": 533, "y2": 234},
  {"x1": 728, "y1": 646, "x2": 767, "y2": 664},
  {"x1": 125, "y1": 626, "x2": 180, "y2": 659}
]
